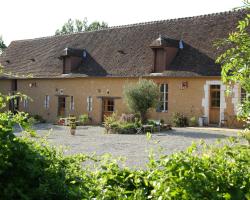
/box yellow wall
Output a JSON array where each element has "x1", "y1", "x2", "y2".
[
  {"x1": 0, "y1": 80, "x2": 11, "y2": 95},
  {"x1": 0, "y1": 77, "x2": 242, "y2": 126}
]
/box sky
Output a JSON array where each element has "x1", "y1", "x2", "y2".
[{"x1": 0, "y1": 0, "x2": 244, "y2": 45}]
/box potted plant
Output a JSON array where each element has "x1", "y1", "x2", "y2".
[
  {"x1": 70, "y1": 122, "x2": 76, "y2": 135},
  {"x1": 68, "y1": 116, "x2": 77, "y2": 135}
]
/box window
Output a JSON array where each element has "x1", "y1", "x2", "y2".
[
  {"x1": 70, "y1": 96, "x2": 74, "y2": 111},
  {"x1": 241, "y1": 88, "x2": 247, "y2": 103},
  {"x1": 44, "y1": 95, "x2": 50, "y2": 109},
  {"x1": 87, "y1": 96, "x2": 93, "y2": 112},
  {"x1": 210, "y1": 85, "x2": 220, "y2": 108},
  {"x1": 23, "y1": 99, "x2": 28, "y2": 109},
  {"x1": 211, "y1": 91, "x2": 220, "y2": 107},
  {"x1": 103, "y1": 99, "x2": 114, "y2": 112},
  {"x1": 158, "y1": 84, "x2": 168, "y2": 112},
  {"x1": 107, "y1": 100, "x2": 114, "y2": 112}
]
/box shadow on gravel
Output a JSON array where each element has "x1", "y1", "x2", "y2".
[{"x1": 155, "y1": 130, "x2": 230, "y2": 139}]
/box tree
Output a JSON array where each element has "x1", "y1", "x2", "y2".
[
  {"x1": 55, "y1": 18, "x2": 108, "y2": 35},
  {"x1": 123, "y1": 79, "x2": 160, "y2": 122},
  {"x1": 0, "y1": 36, "x2": 6, "y2": 54},
  {"x1": 216, "y1": 1, "x2": 250, "y2": 122}
]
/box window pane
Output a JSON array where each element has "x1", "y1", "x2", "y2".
[
  {"x1": 158, "y1": 102, "x2": 164, "y2": 111},
  {"x1": 160, "y1": 94, "x2": 164, "y2": 101},
  {"x1": 211, "y1": 85, "x2": 220, "y2": 89},
  {"x1": 160, "y1": 84, "x2": 164, "y2": 92},
  {"x1": 158, "y1": 84, "x2": 168, "y2": 112},
  {"x1": 165, "y1": 102, "x2": 168, "y2": 111},
  {"x1": 165, "y1": 84, "x2": 168, "y2": 91}
]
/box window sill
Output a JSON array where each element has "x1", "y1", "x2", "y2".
[{"x1": 156, "y1": 110, "x2": 168, "y2": 113}]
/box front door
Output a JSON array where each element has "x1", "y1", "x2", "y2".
[
  {"x1": 58, "y1": 96, "x2": 66, "y2": 117},
  {"x1": 102, "y1": 98, "x2": 114, "y2": 121},
  {"x1": 209, "y1": 85, "x2": 220, "y2": 125}
]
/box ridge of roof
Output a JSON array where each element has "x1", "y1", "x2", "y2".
[{"x1": 11, "y1": 9, "x2": 246, "y2": 44}]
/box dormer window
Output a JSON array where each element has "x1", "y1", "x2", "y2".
[
  {"x1": 150, "y1": 35, "x2": 181, "y2": 73},
  {"x1": 61, "y1": 48, "x2": 87, "y2": 74}
]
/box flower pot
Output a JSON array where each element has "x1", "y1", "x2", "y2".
[{"x1": 70, "y1": 128, "x2": 76, "y2": 135}]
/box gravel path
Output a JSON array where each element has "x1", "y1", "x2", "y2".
[{"x1": 15, "y1": 124, "x2": 242, "y2": 168}]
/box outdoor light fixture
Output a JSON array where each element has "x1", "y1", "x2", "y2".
[
  {"x1": 29, "y1": 82, "x2": 37, "y2": 88},
  {"x1": 180, "y1": 81, "x2": 188, "y2": 90}
]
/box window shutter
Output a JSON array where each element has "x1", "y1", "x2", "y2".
[
  {"x1": 47, "y1": 96, "x2": 50, "y2": 109},
  {"x1": 44, "y1": 96, "x2": 46, "y2": 108},
  {"x1": 90, "y1": 97, "x2": 93, "y2": 111}
]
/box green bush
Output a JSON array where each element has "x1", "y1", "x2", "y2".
[
  {"x1": 79, "y1": 114, "x2": 89, "y2": 125},
  {"x1": 0, "y1": 112, "x2": 91, "y2": 199},
  {"x1": 172, "y1": 112, "x2": 188, "y2": 127},
  {"x1": 103, "y1": 113, "x2": 142, "y2": 134},
  {"x1": 32, "y1": 114, "x2": 46, "y2": 123},
  {"x1": 189, "y1": 116, "x2": 198, "y2": 127},
  {"x1": 241, "y1": 128, "x2": 250, "y2": 145},
  {"x1": 1, "y1": 111, "x2": 250, "y2": 199}
]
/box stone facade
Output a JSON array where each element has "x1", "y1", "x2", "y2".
[{"x1": 0, "y1": 77, "x2": 242, "y2": 127}]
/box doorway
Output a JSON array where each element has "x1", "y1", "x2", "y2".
[
  {"x1": 102, "y1": 98, "x2": 114, "y2": 121},
  {"x1": 209, "y1": 85, "x2": 220, "y2": 125},
  {"x1": 58, "y1": 96, "x2": 66, "y2": 117}
]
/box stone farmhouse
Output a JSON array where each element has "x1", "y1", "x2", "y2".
[{"x1": 0, "y1": 10, "x2": 248, "y2": 127}]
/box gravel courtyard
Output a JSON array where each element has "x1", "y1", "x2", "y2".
[{"x1": 16, "y1": 124, "x2": 241, "y2": 168}]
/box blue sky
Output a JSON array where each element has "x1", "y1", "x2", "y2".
[{"x1": 0, "y1": 0, "x2": 244, "y2": 45}]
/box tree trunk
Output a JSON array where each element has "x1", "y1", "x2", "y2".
[{"x1": 140, "y1": 112, "x2": 147, "y2": 124}]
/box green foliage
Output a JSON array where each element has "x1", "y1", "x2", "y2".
[
  {"x1": 0, "y1": 35, "x2": 6, "y2": 54},
  {"x1": 124, "y1": 79, "x2": 160, "y2": 122},
  {"x1": 1, "y1": 105, "x2": 250, "y2": 199},
  {"x1": 145, "y1": 141, "x2": 250, "y2": 200},
  {"x1": 68, "y1": 116, "x2": 77, "y2": 129},
  {"x1": 55, "y1": 18, "x2": 108, "y2": 35},
  {"x1": 103, "y1": 113, "x2": 142, "y2": 134},
  {"x1": 189, "y1": 116, "x2": 198, "y2": 127},
  {"x1": 172, "y1": 112, "x2": 188, "y2": 127},
  {"x1": 216, "y1": 3, "x2": 250, "y2": 121},
  {"x1": 32, "y1": 114, "x2": 46, "y2": 123},
  {"x1": 79, "y1": 114, "x2": 89, "y2": 125},
  {"x1": 241, "y1": 127, "x2": 250, "y2": 144}
]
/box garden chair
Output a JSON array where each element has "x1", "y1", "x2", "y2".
[
  {"x1": 154, "y1": 120, "x2": 161, "y2": 132},
  {"x1": 136, "y1": 126, "x2": 143, "y2": 134}
]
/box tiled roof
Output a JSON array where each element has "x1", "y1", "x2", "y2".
[{"x1": 0, "y1": 9, "x2": 248, "y2": 78}]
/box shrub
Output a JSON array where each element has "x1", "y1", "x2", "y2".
[
  {"x1": 79, "y1": 114, "x2": 89, "y2": 125},
  {"x1": 241, "y1": 128, "x2": 250, "y2": 144},
  {"x1": 172, "y1": 112, "x2": 188, "y2": 127},
  {"x1": 124, "y1": 79, "x2": 160, "y2": 123},
  {"x1": 31, "y1": 114, "x2": 46, "y2": 123},
  {"x1": 0, "y1": 111, "x2": 90, "y2": 199},
  {"x1": 1, "y1": 109, "x2": 250, "y2": 199},
  {"x1": 119, "y1": 113, "x2": 136, "y2": 123},
  {"x1": 103, "y1": 113, "x2": 142, "y2": 134},
  {"x1": 189, "y1": 116, "x2": 198, "y2": 127}
]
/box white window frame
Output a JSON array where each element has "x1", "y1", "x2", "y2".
[
  {"x1": 70, "y1": 96, "x2": 74, "y2": 111},
  {"x1": 23, "y1": 98, "x2": 28, "y2": 109},
  {"x1": 159, "y1": 83, "x2": 168, "y2": 112},
  {"x1": 87, "y1": 96, "x2": 93, "y2": 112},
  {"x1": 44, "y1": 95, "x2": 50, "y2": 109}
]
